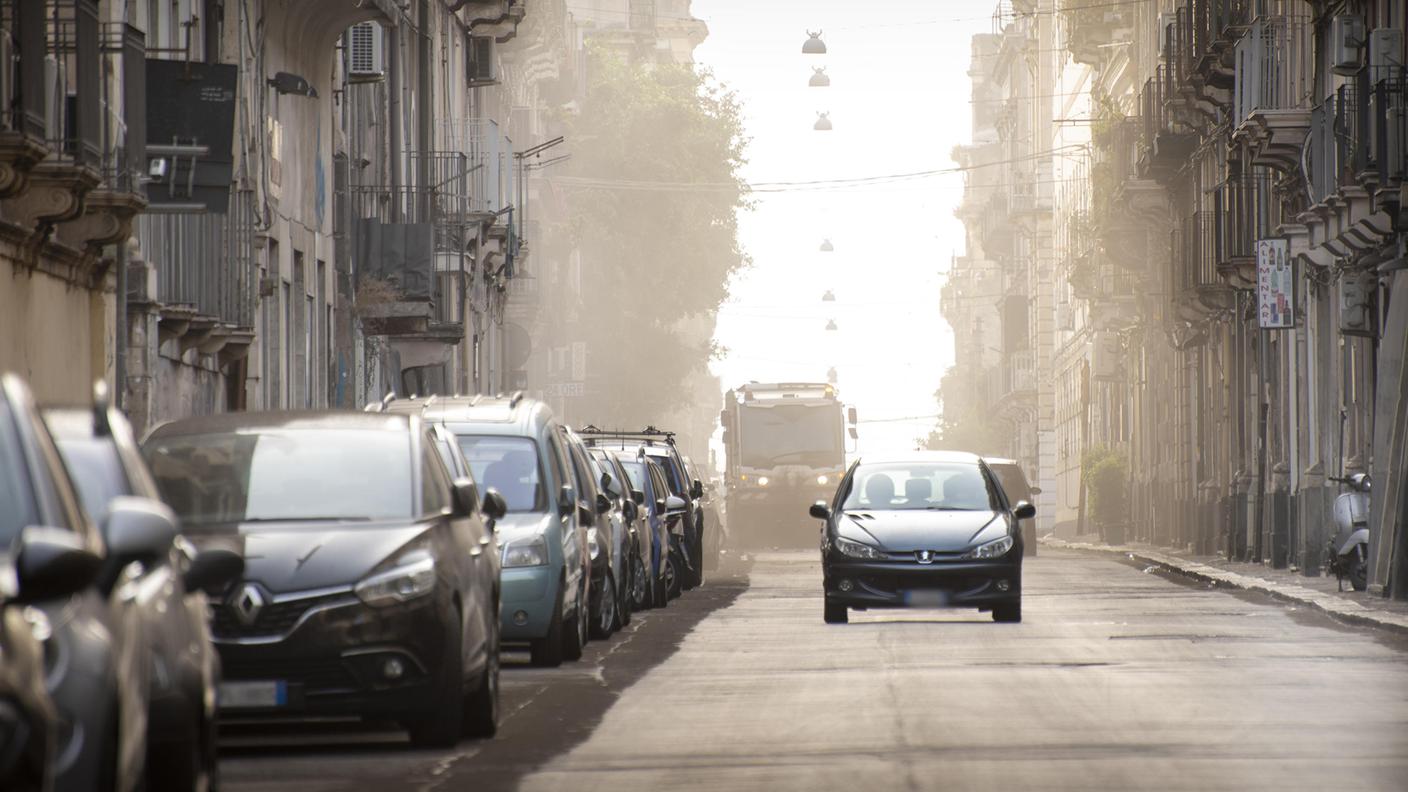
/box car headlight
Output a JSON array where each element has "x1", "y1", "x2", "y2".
[
  {"x1": 757, "y1": 476, "x2": 770, "y2": 487},
  {"x1": 587, "y1": 528, "x2": 601, "y2": 561},
  {"x1": 964, "y1": 535, "x2": 1014, "y2": 560},
  {"x1": 816, "y1": 474, "x2": 829, "y2": 486},
  {"x1": 502, "y1": 535, "x2": 549, "y2": 568},
  {"x1": 355, "y1": 553, "x2": 436, "y2": 607},
  {"x1": 833, "y1": 536, "x2": 887, "y2": 560}
]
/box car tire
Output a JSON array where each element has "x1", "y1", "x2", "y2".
[
  {"x1": 529, "y1": 589, "x2": 566, "y2": 668},
  {"x1": 823, "y1": 601, "x2": 848, "y2": 624},
  {"x1": 665, "y1": 555, "x2": 682, "y2": 600},
  {"x1": 618, "y1": 558, "x2": 633, "y2": 627},
  {"x1": 563, "y1": 580, "x2": 587, "y2": 662},
  {"x1": 407, "y1": 609, "x2": 465, "y2": 748},
  {"x1": 992, "y1": 601, "x2": 1022, "y2": 623},
  {"x1": 590, "y1": 569, "x2": 617, "y2": 640},
  {"x1": 630, "y1": 545, "x2": 649, "y2": 612},
  {"x1": 462, "y1": 616, "x2": 499, "y2": 739}
]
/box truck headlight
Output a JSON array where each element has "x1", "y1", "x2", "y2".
[
  {"x1": 757, "y1": 476, "x2": 770, "y2": 487},
  {"x1": 964, "y1": 535, "x2": 1014, "y2": 560},
  {"x1": 816, "y1": 474, "x2": 829, "y2": 486},
  {"x1": 502, "y1": 536, "x2": 549, "y2": 568},
  {"x1": 355, "y1": 554, "x2": 436, "y2": 607}
]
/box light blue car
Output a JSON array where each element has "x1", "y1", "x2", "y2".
[{"x1": 385, "y1": 394, "x2": 591, "y2": 667}]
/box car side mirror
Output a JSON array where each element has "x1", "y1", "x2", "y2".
[
  {"x1": 809, "y1": 501, "x2": 830, "y2": 520},
  {"x1": 664, "y1": 495, "x2": 687, "y2": 515},
  {"x1": 1028, "y1": 486, "x2": 1043, "y2": 496},
  {"x1": 451, "y1": 478, "x2": 481, "y2": 518},
  {"x1": 14, "y1": 527, "x2": 103, "y2": 602},
  {"x1": 183, "y1": 547, "x2": 244, "y2": 596},
  {"x1": 104, "y1": 496, "x2": 178, "y2": 566},
  {"x1": 1013, "y1": 501, "x2": 1036, "y2": 520},
  {"x1": 595, "y1": 492, "x2": 612, "y2": 515},
  {"x1": 600, "y1": 471, "x2": 613, "y2": 492},
  {"x1": 623, "y1": 499, "x2": 638, "y2": 522},
  {"x1": 481, "y1": 489, "x2": 508, "y2": 523},
  {"x1": 558, "y1": 485, "x2": 576, "y2": 517},
  {"x1": 690, "y1": 479, "x2": 703, "y2": 500}
]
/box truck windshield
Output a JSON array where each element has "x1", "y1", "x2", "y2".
[{"x1": 738, "y1": 403, "x2": 842, "y2": 469}]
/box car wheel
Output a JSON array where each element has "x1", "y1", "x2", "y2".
[
  {"x1": 408, "y1": 609, "x2": 465, "y2": 748},
  {"x1": 462, "y1": 617, "x2": 499, "y2": 739},
  {"x1": 992, "y1": 601, "x2": 1022, "y2": 623},
  {"x1": 618, "y1": 559, "x2": 633, "y2": 627},
  {"x1": 630, "y1": 547, "x2": 649, "y2": 611},
  {"x1": 563, "y1": 580, "x2": 587, "y2": 661},
  {"x1": 591, "y1": 569, "x2": 617, "y2": 640},
  {"x1": 529, "y1": 589, "x2": 565, "y2": 668},
  {"x1": 823, "y1": 601, "x2": 848, "y2": 624},
  {"x1": 665, "y1": 555, "x2": 682, "y2": 600}
]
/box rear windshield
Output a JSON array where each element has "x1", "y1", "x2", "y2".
[
  {"x1": 0, "y1": 402, "x2": 36, "y2": 544},
  {"x1": 144, "y1": 429, "x2": 414, "y2": 526},
  {"x1": 842, "y1": 462, "x2": 998, "y2": 512},
  {"x1": 456, "y1": 435, "x2": 545, "y2": 513}
]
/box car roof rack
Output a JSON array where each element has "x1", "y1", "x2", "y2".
[{"x1": 577, "y1": 425, "x2": 676, "y2": 448}]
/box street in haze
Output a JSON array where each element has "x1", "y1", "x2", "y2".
[{"x1": 221, "y1": 550, "x2": 1408, "y2": 792}]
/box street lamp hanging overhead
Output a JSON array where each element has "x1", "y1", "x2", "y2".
[
  {"x1": 825, "y1": 319, "x2": 838, "y2": 331},
  {"x1": 820, "y1": 239, "x2": 834, "y2": 251},
  {"x1": 802, "y1": 31, "x2": 827, "y2": 54},
  {"x1": 822, "y1": 290, "x2": 835, "y2": 301},
  {"x1": 809, "y1": 67, "x2": 830, "y2": 87},
  {"x1": 814, "y1": 112, "x2": 832, "y2": 131}
]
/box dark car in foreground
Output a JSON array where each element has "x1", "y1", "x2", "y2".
[
  {"x1": 809, "y1": 451, "x2": 1034, "y2": 624},
  {"x1": 142, "y1": 411, "x2": 506, "y2": 747},
  {"x1": 45, "y1": 393, "x2": 243, "y2": 792},
  {"x1": 0, "y1": 551, "x2": 64, "y2": 792}
]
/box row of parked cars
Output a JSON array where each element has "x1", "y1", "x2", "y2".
[{"x1": 1, "y1": 376, "x2": 719, "y2": 791}]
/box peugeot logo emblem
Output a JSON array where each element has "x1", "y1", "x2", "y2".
[
  {"x1": 917, "y1": 550, "x2": 933, "y2": 565},
  {"x1": 230, "y1": 583, "x2": 265, "y2": 626}
]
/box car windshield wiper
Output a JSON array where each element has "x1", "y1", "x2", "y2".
[{"x1": 925, "y1": 506, "x2": 978, "y2": 511}]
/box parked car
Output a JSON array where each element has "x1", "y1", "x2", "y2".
[
  {"x1": 0, "y1": 550, "x2": 63, "y2": 792},
  {"x1": 44, "y1": 391, "x2": 243, "y2": 791},
  {"x1": 392, "y1": 394, "x2": 591, "y2": 668},
  {"x1": 808, "y1": 451, "x2": 1033, "y2": 624},
  {"x1": 562, "y1": 427, "x2": 634, "y2": 639},
  {"x1": 984, "y1": 457, "x2": 1040, "y2": 557},
  {"x1": 0, "y1": 373, "x2": 155, "y2": 792},
  {"x1": 590, "y1": 448, "x2": 652, "y2": 611},
  {"x1": 142, "y1": 410, "x2": 506, "y2": 747}
]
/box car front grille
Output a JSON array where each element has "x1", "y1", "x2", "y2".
[
  {"x1": 211, "y1": 592, "x2": 356, "y2": 641},
  {"x1": 221, "y1": 655, "x2": 360, "y2": 695}
]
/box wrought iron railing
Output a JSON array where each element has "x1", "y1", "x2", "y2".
[
  {"x1": 1231, "y1": 14, "x2": 1313, "y2": 125},
  {"x1": 135, "y1": 188, "x2": 257, "y2": 326}
]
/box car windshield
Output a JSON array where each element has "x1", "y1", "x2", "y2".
[
  {"x1": 842, "y1": 462, "x2": 998, "y2": 512},
  {"x1": 738, "y1": 402, "x2": 842, "y2": 468},
  {"x1": 144, "y1": 429, "x2": 414, "y2": 526},
  {"x1": 0, "y1": 402, "x2": 36, "y2": 544},
  {"x1": 54, "y1": 439, "x2": 130, "y2": 521},
  {"x1": 456, "y1": 435, "x2": 545, "y2": 513}
]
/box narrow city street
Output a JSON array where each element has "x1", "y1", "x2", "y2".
[{"x1": 221, "y1": 550, "x2": 1408, "y2": 792}]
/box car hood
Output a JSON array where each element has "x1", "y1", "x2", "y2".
[
  {"x1": 189, "y1": 520, "x2": 430, "y2": 593},
  {"x1": 493, "y1": 512, "x2": 556, "y2": 543},
  {"x1": 838, "y1": 509, "x2": 1002, "y2": 552}
]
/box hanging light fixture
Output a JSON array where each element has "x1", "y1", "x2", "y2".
[
  {"x1": 802, "y1": 31, "x2": 827, "y2": 54},
  {"x1": 809, "y1": 67, "x2": 830, "y2": 87},
  {"x1": 827, "y1": 366, "x2": 838, "y2": 384},
  {"x1": 821, "y1": 290, "x2": 835, "y2": 301},
  {"x1": 814, "y1": 112, "x2": 832, "y2": 131},
  {"x1": 820, "y1": 239, "x2": 834, "y2": 251},
  {"x1": 825, "y1": 319, "x2": 838, "y2": 331}
]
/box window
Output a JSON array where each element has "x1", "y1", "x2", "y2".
[
  {"x1": 456, "y1": 435, "x2": 545, "y2": 513},
  {"x1": 421, "y1": 437, "x2": 452, "y2": 515},
  {"x1": 0, "y1": 403, "x2": 37, "y2": 544},
  {"x1": 842, "y1": 462, "x2": 998, "y2": 512}
]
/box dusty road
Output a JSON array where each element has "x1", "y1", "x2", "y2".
[{"x1": 223, "y1": 550, "x2": 1408, "y2": 791}]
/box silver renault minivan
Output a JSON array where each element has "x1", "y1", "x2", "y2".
[{"x1": 382, "y1": 394, "x2": 591, "y2": 667}]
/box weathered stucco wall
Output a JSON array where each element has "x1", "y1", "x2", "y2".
[{"x1": 0, "y1": 252, "x2": 111, "y2": 403}]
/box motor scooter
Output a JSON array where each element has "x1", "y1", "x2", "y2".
[{"x1": 1326, "y1": 472, "x2": 1371, "y2": 591}]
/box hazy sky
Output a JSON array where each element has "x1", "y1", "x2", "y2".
[{"x1": 692, "y1": 0, "x2": 992, "y2": 458}]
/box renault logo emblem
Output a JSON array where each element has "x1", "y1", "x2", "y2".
[
  {"x1": 231, "y1": 583, "x2": 265, "y2": 626},
  {"x1": 917, "y1": 550, "x2": 933, "y2": 565}
]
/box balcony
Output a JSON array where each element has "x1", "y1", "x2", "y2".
[
  {"x1": 1172, "y1": 211, "x2": 1234, "y2": 319},
  {"x1": 1137, "y1": 65, "x2": 1197, "y2": 182},
  {"x1": 1213, "y1": 169, "x2": 1273, "y2": 288},
  {"x1": 1060, "y1": 0, "x2": 1132, "y2": 66},
  {"x1": 1229, "y1": 14, "x2": 1313, "y2": 171},
  {"x1": 131, "y1": 188, "x2": 257, "y2": 364}
]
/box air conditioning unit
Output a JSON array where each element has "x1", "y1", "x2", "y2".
[
  {"x1": 1330, "y1": 15, "x2": 1366, "y2": 75},
  {"x1": 347, "y1": 22, "x2": 386, "y2": 83},
  {"x1": 467, "y1": 35, "x2": 497, "y2": 87},
  {"x1": 1368, "y1": 27, "x2": 1404, "y2": 84}
]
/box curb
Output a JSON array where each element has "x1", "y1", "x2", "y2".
[{"x1": 1041, "y1": 537, "x2": 1408, "y2": 637}]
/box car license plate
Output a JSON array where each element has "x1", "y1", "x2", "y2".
[{"x1": 219, "y1": 680, "x2": 287, "y2": 709}]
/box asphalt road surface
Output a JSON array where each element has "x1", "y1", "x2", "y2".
[{"x1": 222, "y1": 549, "x2": 1408, "y2": 791}]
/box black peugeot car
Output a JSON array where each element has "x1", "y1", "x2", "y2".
[
  {"x1": 809, "y1": 451, "x2": 1034, "y2": 624},
  {"x1": 143, "y1": 411, "x2": 506, "y2": 747}
]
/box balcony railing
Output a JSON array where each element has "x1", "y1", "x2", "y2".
[
  {"x1": 1306, "y1": 82, "x2": 1363, "y2": 205},
  {"x1": 1138, "y1": 65, "x2": 1197, "y2": 179},
  {"x1": 1005, "y1": 349, "x2": 1036, "y2": 397},
  {"x1": 135, "y1": 188, "x2": 257, "y2": 326},
  {"x1": 1214, "y1": 169, "x2": 1273, "y2": 280},
  {"x1": 1363, "y1": 69, "x2": 1407, "y2": 187},
  {"x1": 1231, "y1": 14, "x2": 1312, "y2": 126},
  {"x1": 1172, "y1": 211, "x2": 1220, "y2": 296}
]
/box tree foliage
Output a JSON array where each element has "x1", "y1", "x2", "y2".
[{"x1": 561, "y1": 50, "x2": 748, "y2": 420}]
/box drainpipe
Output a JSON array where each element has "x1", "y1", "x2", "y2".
[
  {"x1": 114, "y1": 239, "x2": 126, "y2": 410},
  {"x1": 388, "y1": 23, "x2": 403, "y2": 222},
  {"x1": 416, "y1": 0, "x2": 432, "y2": 219}
]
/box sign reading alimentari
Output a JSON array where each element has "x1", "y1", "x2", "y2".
[{"x1": 1256, "y1": 239, "x2": 1294, "y2": 329}]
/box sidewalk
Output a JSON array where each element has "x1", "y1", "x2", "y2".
[{"x1": 1041, "y1": 535, "x2": 1408, "y2": 636}]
